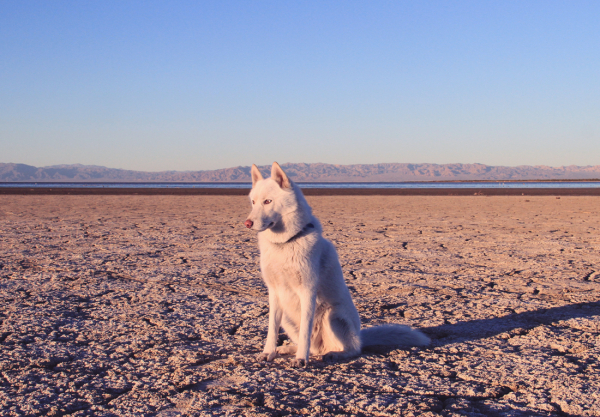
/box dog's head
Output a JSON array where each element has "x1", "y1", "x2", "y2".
[{"x1": 244, "y1": 162, "x2": 297, "y2": 232}]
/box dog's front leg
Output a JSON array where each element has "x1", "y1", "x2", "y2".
[
  {"x1": 292, "y1": 288, "x2": 317, "y2": 368},
  {"x1": 257, "y1": 288, "x2": 282, "y2": 362}
]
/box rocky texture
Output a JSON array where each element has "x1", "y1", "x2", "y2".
[
  {"x1": 2, "y1": 162, "x2": 600, "y2": 182},
  {"x1": 0, "y1": 194, "x2": 599, "y2": 416}
]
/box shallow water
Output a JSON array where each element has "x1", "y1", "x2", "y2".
[{"x1": 2, "y1": 180, "x2": 600, "y2": 189}]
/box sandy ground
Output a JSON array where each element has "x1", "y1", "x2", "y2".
[{"x1": 1, "y1": 195, "x2": 599, "y2": 417}]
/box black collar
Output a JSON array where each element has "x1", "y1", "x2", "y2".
[{"x1": 284, "y1": 222, "x2": 315, "y2": 243}]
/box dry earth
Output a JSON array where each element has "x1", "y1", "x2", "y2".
[{"x1": 1, "y1": 195, "x2": 599, "y2": 417}]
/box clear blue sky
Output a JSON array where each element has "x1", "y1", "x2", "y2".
[{"x1": 1, "y1": 1, "x2": 599, "y2": 171}]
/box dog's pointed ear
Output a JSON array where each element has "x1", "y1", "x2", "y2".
[
  {"x1": 271, "y1": 162, "x2": 291, "y2": 189},
  {"x1": 251, "y1": 164, "x2": 264, "y2": 187}
]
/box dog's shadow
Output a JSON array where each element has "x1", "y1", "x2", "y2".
[{"x1": 363, "y1": 300, "x2": 600, "y2": 353}]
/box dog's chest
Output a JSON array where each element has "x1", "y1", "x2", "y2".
[{"x1": 258, "y1": 238, "x2": 315, "y2": 289}]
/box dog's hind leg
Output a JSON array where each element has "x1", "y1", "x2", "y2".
[{"x1": 320, "y1": 315, "x2": 361, "y2": 362}]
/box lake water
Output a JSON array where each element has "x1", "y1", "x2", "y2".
[{"x1": 2, "y1": 181, "x2": 600, "y2": 189}]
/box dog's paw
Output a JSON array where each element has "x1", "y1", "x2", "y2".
[
  {"x1": 290, "y1": 358, "x2": 307, "y2": 368},
  {"x1": 256, "y1": 351, "x2": 276, "y2": 362},
  {"x1": 322, "y1": 352, "x2": 340, "y2": 362},
  {"x1": 276, "y1": 345, "x2": 297, "y2": 356}
]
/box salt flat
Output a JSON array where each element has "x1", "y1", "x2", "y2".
[{"x1": 1, "y1": 195, "x2": 599, "y2": 416}]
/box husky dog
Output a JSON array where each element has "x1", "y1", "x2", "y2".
[{"x1": 245, "y1": 162, "x2": 429, "y2": 367}]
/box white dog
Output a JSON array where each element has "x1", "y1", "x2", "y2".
[{"x1": 245, "y1": 162, "x2": 429, "y2": 367}]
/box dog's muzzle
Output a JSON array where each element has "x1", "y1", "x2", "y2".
[{"x1": 244, "y1": 219, "x2": 253, "y2": 229}]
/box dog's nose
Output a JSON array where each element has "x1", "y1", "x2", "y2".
[{"x1": 244, "y1": 219, "x2": 253, "y2": 229}]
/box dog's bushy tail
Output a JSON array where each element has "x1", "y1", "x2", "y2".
[{"x1": 360, "y1": 324, "x2": 430, "y2": 348}]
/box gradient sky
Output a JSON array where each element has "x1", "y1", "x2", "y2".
[{"x1": 1, "y1": 1, "x2": 599, "y2": 171}]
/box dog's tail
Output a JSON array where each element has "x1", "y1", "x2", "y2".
[{"x1": 360, "y1": 324, "x2": 430, "y2": 348}]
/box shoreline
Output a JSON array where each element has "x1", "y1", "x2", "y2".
[{"x1": 2, "y1": 186, "x2": 600, "y2": 196}]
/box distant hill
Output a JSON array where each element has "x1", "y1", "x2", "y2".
[{"x1": 1, "y1": 162, "x2": 600, "y2": 182}]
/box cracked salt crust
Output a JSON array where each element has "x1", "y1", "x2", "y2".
[{"x1": 0, "y1": 195, "x2": 599, "y2": 416}]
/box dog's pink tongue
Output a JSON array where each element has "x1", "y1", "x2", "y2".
[{"x1": 244, "y1": 219, "x2": 253, "y2": 229}]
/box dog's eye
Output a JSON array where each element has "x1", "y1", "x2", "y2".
[
  {"x1": 251, "y1": 200, "x2": 255, "y2": 205},
  {"x1": 264, "y1": 199, "x2": 272, "y2": 205}
]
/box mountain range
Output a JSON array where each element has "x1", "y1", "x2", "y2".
[{"x1": 1, "y1": 162, "x2": 600, "y2": 182}]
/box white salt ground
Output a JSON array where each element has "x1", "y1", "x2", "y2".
[{"x1": 0, "y1": 195, "x2": 599, "y2": 416}]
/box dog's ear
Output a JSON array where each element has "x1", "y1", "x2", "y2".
[
  {"x1": 251, "y1": 164, "x2": 264, "y2": 187},
  {"x1": 271, "y1": 162, "x2": 291, "y2": 189}
]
